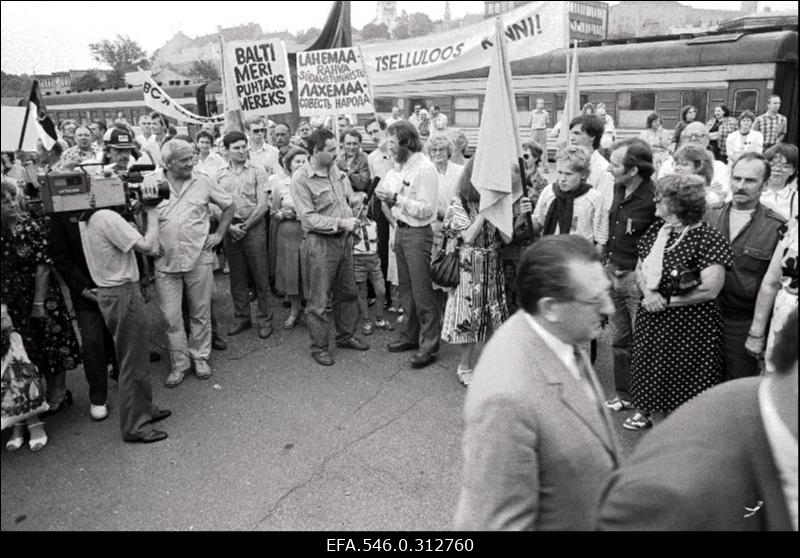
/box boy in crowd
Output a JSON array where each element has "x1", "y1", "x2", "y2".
[{"x1": 351, "y1": 192, "x2": 394, "y2": 336}]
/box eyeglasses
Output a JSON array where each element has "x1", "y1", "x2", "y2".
[
  {"x1": 770, "y1": 163, "x2": 794, "y2": 171},
  {"x1": 523, "y1": 153, "x2": 531, "y2": 160},
  {"x1": 251, "y1": 128, "x2": 266, "y2": 133},
  {"x1": 428, "y1": 148, "x2": 446, "y2": 154},
  {"x1": 682, "y1": 133, "x2": 708, "y2": 141}
]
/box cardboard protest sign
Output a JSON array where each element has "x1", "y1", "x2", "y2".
[
  {"x1": 140, "y1": 72, "x2": 225, "y2": 125},
  {"x1": 223, "y1": 39, "x2": 293, "y2": 117},
  {"x1": 361, "y1": 1, "x2": 568, "y2": 87},
  {"x1": 297, "y1": 47, "x2": 374, "y2": 116}
]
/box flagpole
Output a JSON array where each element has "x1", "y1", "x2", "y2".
[
  {"x1": 494, "y1": 18, "x2": 533, "y2": 236},
  {"x1": 18, "y1": 81, "x2": 35, "y2": 151},
  {"x1": 219, "y1": 33, "x2": 244, "y2": 133},
  {"x1": 357, "y1": 45, "x2": 380, "y2": 123}
]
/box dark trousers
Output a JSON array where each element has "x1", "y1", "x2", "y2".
[
  {"x1": 75, "y1": 307, "x2": 118, "y2": 406},
  {"x1": 395, "y1": 225, "x2": 440, "y2": 354},
  {"x1": 96, "y1": 282, "x2": 158, "y2": 439},
  {"x1": 373, "y1": 196, "x2": 392, "y2": 306},
  {"x1": 722, "y1": 314, "x2": 761, "y2": 381},
  {"x1": 303, "y1": 233, "x2": 360, "y2": 353},
  {"x1": 224, "y1": 220, "x2": 273, "y2": 328}
]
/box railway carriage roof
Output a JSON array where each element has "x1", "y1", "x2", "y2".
[{"x1": 433, "y1": 29, "x2": 797, "y2": 81}]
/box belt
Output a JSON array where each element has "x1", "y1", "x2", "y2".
[
  {"x1": 308, "y1": 230, "x2": 346, "y2": 238},
  {"x1": 396, "y1": 221, "x2": 429, "y2": 229}
]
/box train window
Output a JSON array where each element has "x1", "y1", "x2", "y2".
[
  {"x1": 616, "y1": 91, "x2": 655, "y2": 128},
  {"x1": 374, "y1": 98, "x2": 394, "y2": 113},
  {"x1": 554, "y1": 93, "x2": 589, "y2": 125},
  {"x1": 733, "y1": 89, "x2": 759, "y2": 115},
  {"x1": 680, "y1": 91, "x2": 709, "y2": 122},
  {"x1": 454, "y1": 97, "x2": 480, "y2": 127}
]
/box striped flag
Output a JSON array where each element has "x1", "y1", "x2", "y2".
[{"x1": 28, "y1": 80, "x2": 58, "y2": 150}]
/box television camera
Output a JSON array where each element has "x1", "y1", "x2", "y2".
[{"x1": 38, "y1": 163, "x2": 169, "y2": 214}]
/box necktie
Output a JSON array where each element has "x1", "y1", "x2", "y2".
[{"x1": 573, "y1": 346, "x2": 606, "y2": 424}]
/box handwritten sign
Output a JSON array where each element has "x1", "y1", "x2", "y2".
[
  {"x1": 297, "y1": 47, "x2": 374, "y2": 116},
  {"x1": 223, "y1": 39, "x2": 292, "y2": 116}
]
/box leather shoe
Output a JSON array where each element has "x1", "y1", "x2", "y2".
[
  {"x1": 147, "y1": 409, "x2": 172, "y2": 424},
  {"x1": 194, "y1": 360, "x2": 212, "y2": 379},
  {"x1": 149, "y1": 351, "x2": 161, "y2": 362},
  {"x1": 336, "y1": 337, "x2": 369, "y2": 351},
  {"x1": 227, "y1": 320, "x2": 252, "y2": 336},
  {"x1": 387, "y1": 340, "x2": 419, "y2": 353},
  {"x1": 258, "y1": 326, "x2": 273, "y2": 339},
  {"x1": 124, "y1": 430, "x2": 168, "y2": 444},
  {"x1": 312, "y1": 350, "x2": 334, "y2": 366},
  {"x1": 212, "y1": 333, "x2": 228, "y2": 351},
  {"x1": 165, "y1": 369, "x2": 186, "y2": 388},
  {"x1": 410, "y1": 351, "x2": 436, "y2": 369}
]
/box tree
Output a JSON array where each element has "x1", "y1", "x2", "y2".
[
  {"x1": 361, "y1": 22, "x2": 391, "y2": 41},
  {"x1": 296, "y1": 27, "x2": 321, "y2": 44},
  {"x1": 73, "y1": 71, "x2": 102, "y2": 91},
  {"x1": 408, "y1": 12, "x2": 435, "y2": 37},
  {"x1": 392, "y1": 13, "x2": 411, "y2": 40},
  {"x1": 89, "y1": 34, "x2": 147, "y2": 87},
  {"x1": 189, "y1": 60, "x2": 220, "y2": 82},
  {"x1": 0, "y1": 71, "x2": 33, "y2": 98}
]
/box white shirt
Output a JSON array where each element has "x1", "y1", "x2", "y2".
[
  {"x1": 760, "y1": 179, "x2": 798, "y2": 220},
  {"x1": 384, "y1": 152, "x2": 439, "y2": 227},
  {"x1": 436, "y1": 162, "x2": 464, "y2": 216},
  {"x1": 726, "y1": 130, "x2": 765, "y2": 163},
  {"x1": 759, "y1": 377, "x2": 798, "y2": 531},
  {"x1": 248, "y1": 142, "x2": 280, "y2": 175},
  {"x1": 729, "y1": 208, "x2": 755, "y2": 240},
  {"x1": 79, "y1": 210, "x2": 141, "y2": 287},
  {"x1": 523, "y1": 313, "x2": 597, "y2": 406},
  {"x1": 588, "y1": 149, "x2": 615, "y2": 211},
  {"x1": 533, "y1": 184, "x2": 608, "y2": 245},
  {"x1": 194, "y1": 151, "x2": 227, "y2": 178},
  {"x1": 367, "y1": 145, "x2": 394, "y2": 181}
]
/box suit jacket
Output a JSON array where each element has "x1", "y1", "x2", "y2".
[
  {"x1": 596, "y1": 378, "x2": 793, "y2": 531},
  {"x1": 454, "y1": 312, "x2": 620, "y2": 531}
]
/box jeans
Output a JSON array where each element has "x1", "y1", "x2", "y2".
[
  {"x1": 75, "y1": 307, "x2": 118, "y2": 406},
  {"x1": 395, "y1": 225, "x2": 441, "y2": 354},
  {"x1": 96, "y1": 282, "x2": 158, "y2": 439},
  {"x1": 224, "y1": 220, "x2": 273, "y2": 328},
  {"x1": 606, "y1": 267, "x2": 641, "y2": 398},
  {"x1": 303, "y1": 233, "x2": 360, "y2": 353},
  {"x1": 155, "y1": 262, "x2": 214, "y2": 372}
]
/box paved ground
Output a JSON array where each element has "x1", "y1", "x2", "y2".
[{"x1": 1, "y1": 269, "x2": 644, "y2": 531}]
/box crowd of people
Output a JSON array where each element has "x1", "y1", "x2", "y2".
[{"x1": 1, "y1": 96, "x2": 797, "y2": 531}]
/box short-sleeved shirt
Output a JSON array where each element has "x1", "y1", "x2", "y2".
[
  {"x1": 753, "y1": 112, "x2": 787, "y2": 147},
  {"x1": 56, "y1": 145, "x2": 101, "y2": 169},
  {"x1": 79, "y1": 210, "x2": 141, "y2": 287},
  {"x1": 216, "y1": 160, "x2": 268, "y2": 221},
  {"x1": 291, "y1": 161, "x2": 354, "y2": 234},
  {"x1": 249, "y1": 143, "x2": 280, "y2": 175},
  {"x1": 195, "y1": 152, "x2": 227, "y2": 177},
  {"x1": 150, "y1": 170, "x2": 233, "y2": 273},
  {"x1": 529, "y1": 109, "x2": 549, "y2": 130}
]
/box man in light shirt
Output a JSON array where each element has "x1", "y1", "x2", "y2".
[
  {"x1": 597, "y1": 307, "x2": 797, "y2": 531},
  {"x1": 245, "y1": 116, "x2": 280, "y2": 175},
  {"x1": 658, "y1": 122, "x2": 730, "y2": 200},
  {"x1": 375, "y1": 121, "x2": 441, "y2": 369},
  {"x1": 194, "y1": 131, "x2": 226, "y2": 178},
  {"x1": 568, "y1": 114, "x2": 615, "y2": 208}
]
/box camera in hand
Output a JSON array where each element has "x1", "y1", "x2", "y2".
[{"x1": 39, "y1": 163, "x2": 168, "y2": 214}]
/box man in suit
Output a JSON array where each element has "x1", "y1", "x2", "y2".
[
  {"x1": 454, "y1": 236, "x2": 620, "y2": 530},
  {"x1": 596, "y1": 308, "x2": 797, "y2": 531}
]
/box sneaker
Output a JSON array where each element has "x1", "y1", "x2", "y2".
[
  {"x1": 374, "y1": 318, "x2": 394, "y2": 331},
  {"x1": 362, "y1": 320, "x2": 374, "y2": 336},
  {"x1": 194, "y1": 360, "x2": 212, "y2": 379},
  {"x1": 90, "y1": 403, "x2": 109, "y2": 421},
  {"x1": 165, "y1": 369, "x2": 186, "y2": 388}
]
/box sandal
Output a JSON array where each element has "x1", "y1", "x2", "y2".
[
  {"x1": 622, "y1": 412, "x2": 653, "y2": 431},
  {"x1": 456, "y1": 366, "x2": 473, "y2": 388},
  {"x1": 27, "y1": 421, "x2": 48, "y2": 451},
  {"x1": 604, "y1": 396, "x2": 634, "y2": 412},
  {"x1": 283, "y1": 313, "x2": 300, "y2": 330},
  {"x1": 5, "y1": 423, "x2": 25, "y2": 451}
]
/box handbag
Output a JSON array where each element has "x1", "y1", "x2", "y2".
[
  {"x1": 431, "y1": 243, "x2": 460, "y2": 288},
  {"x1": 663, "y1": 267, "x2": 701, "y2": 304},
  {"x1": 1, "y1": 331, "x2": 49, "y2": 430}
]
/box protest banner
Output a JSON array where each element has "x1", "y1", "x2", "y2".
[
  {"x1": 140, "y1": 72, "x2": 225, "y2": 125},
  {"x1": 296, "y1": 47, "x2": 373, "y2": 117},
  {"x1": 223, "y1": 38, "x2": 293, "y2": 117},
  {"x1": 361, "y1": 1, "x2": 568, "y2": 87}
]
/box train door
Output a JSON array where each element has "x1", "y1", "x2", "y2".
[
  {"x1": 680, "y1": 90, "x2": 709, "y2": 122},
  {"x1": 727, "y1": 80, "x2": 766, "y2": 117}
]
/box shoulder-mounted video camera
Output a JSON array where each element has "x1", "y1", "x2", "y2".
[{"x1": 39, "y1": 163, "x2": 169, "y2": 214}]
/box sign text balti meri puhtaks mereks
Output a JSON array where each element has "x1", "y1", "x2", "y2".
[
  {"x1": 223, "y1": 38, "x2": 293, "y2": 116},
  {"x1": 297, "y1": 47, "x2": 374, "y2": 117}
]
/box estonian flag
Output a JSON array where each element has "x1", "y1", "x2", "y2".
[{"x1": 28, "y1": 80, "x2": 58, "y2": 150}]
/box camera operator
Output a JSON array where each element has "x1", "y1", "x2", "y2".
[
  {"x1": 78, "y1": 181, "x2": 172, "y2": 443},
  {"x1": 48, "y1": 129, "x2": 152, "y2": 422}
]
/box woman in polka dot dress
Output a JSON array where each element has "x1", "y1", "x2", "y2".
[{"x1": 625, "y1": 174, "x2": 733, "y2": 430}]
